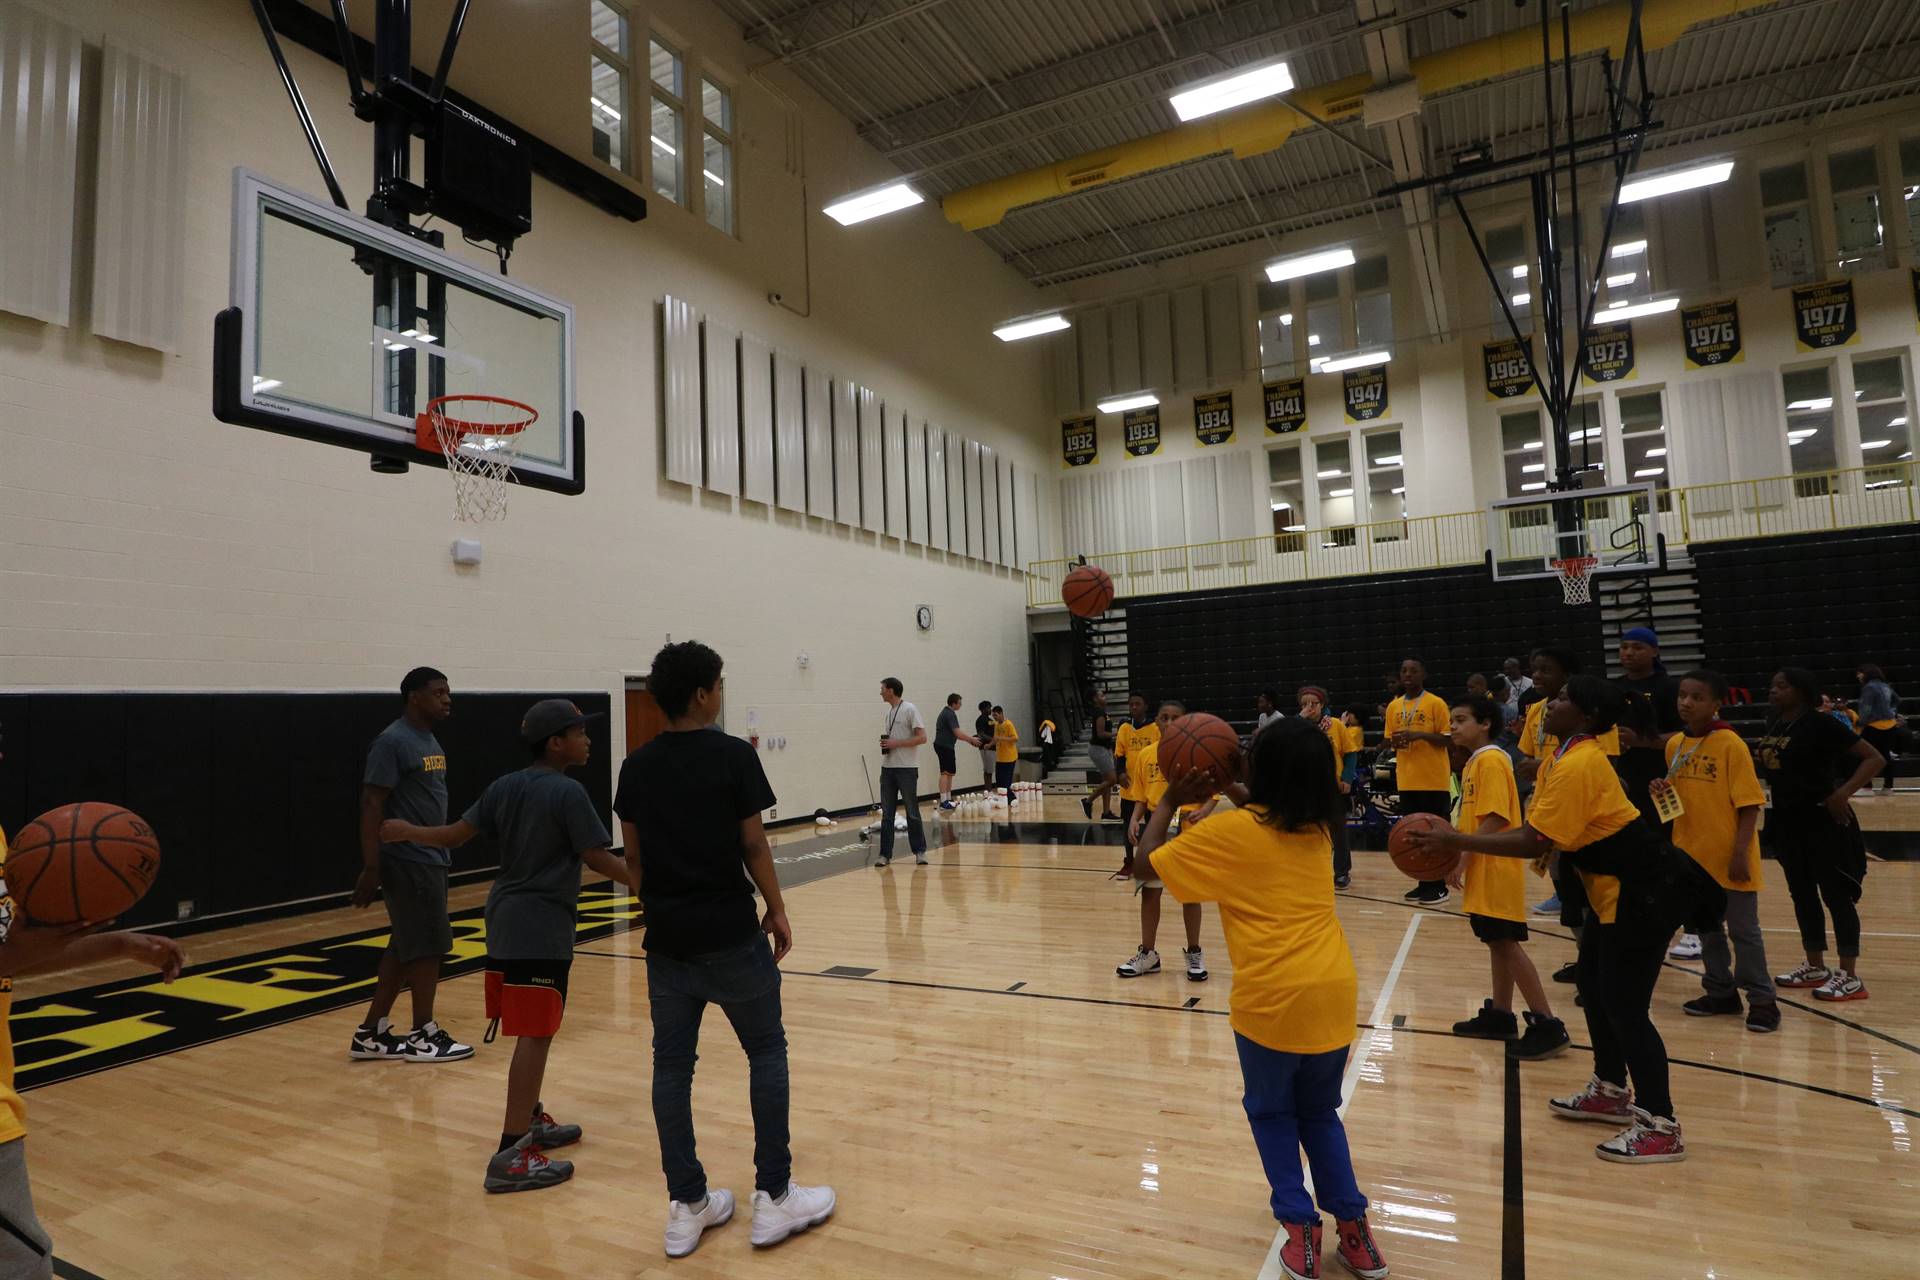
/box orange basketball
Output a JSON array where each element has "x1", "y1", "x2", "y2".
[
  {"x1": 7, "y1": 802, "x2": 163, "y2": 926},
  {"x1": 1062, "y1": 564, "x2": 1114, "y2": 619},
  {"x1": 1388, "y1": 812, "x2": 1459, "y2": 881},
  {"x1": 1158, "y1": 712, "x2": 1242, "y2": 792}
]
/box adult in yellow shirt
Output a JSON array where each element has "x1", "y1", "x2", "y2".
[
  {"x1": 1385, "y1": 658, "x2": 1452, "y2": 905},
  {"x1": 1118, "y1": 702, "x2": 1206, "y2": 981},
  {"x1": 990, "y1": 706, "x2": 1019, "y2": 799},
  {"x1": 1407, "y1": 678, "x2": 1723, "y2": 1167},
  {"x1": 1133, "y1": 718, "x2": 1392, "y2": 1280},
  {"x1": 0, "y1": 821, "x2": 186, "y2": 1278},
  {"x1": 1664, "y1": 670, "x2": 1777, "y2": 1031}
]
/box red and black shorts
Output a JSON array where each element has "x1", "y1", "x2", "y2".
[{"x1": 484, "y1": 956, "x2": 571, "y2": 1039}]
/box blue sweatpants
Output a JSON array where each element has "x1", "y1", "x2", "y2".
[{"x1": 1235, "y1": 1034, "x2": 1368, "y2": 1224}]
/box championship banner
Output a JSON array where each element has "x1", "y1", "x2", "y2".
[
  {"x1": 1342, "y1": 365, "x2": 1388, "y2": 422},
  {"x1": 1483, "y1": 337, "x2": 1534, "y2": 399},
  {"x1": 1681, "y1": 300, "x2": 1743, "y2": 369},
  {"x1": 1122, "y1": 405, "x2": 1161, "y2": 457},
  {"x1": 1792, "y1": 279, "x2": 1858, "y2": 351},
  {"x1": 1061, "y1": 415, "x2": 1098, "y2": 468},
  {"x1": 1581, "y1": 319, "x2": 1636, "y2": 384},
  {"x1": 1263, "y1": 378, "x2": 1306, "y2": 434},
  {"x1": 1194, "y1": 390, "x2": 1235, "y2": 446}
]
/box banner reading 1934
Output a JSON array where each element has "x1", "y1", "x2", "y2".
[
  {"x1": 1060, "y1": 416, "x2": 1097, "y2": 468},
  {"x1": 1263, "y1": 378, "x2": 1306, "y2": 433},
  {"x1": 1122, "y1": 405, "x2": 1161, "y2": 457},
  {"x1": 1484, "y1": 337, "x2": 1534, "y2": 399},
  {"x1": 1193, "y1": 390, "x2": 1235, "y2": 446},
  {"x1": 1792, "y1": 279, "x2": 1858, "y2": 351},
  {"x1": 1342, "y1": 366, "x2": 1388, "y2": 422},
  {"x1": 1581, "y1": 320, "x2": 1636, "y2": 383},
  {"x1": 1681, "y1": 300, "x2": 1743, "y2": 368}
]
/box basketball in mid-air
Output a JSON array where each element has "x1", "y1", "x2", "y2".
[
  {"x1": 1062, "y1": 564, "x2": 1114, "y2": 619},
  {"x1": 1388, "y1": 812, "x2": 1458, "y2": 881},
  {"x1": 6, "y1": 802, "x2": 163, "y2": 926},
  {"x1": 1158, "y1": 713, "x2": 1242, "y2": 791}
]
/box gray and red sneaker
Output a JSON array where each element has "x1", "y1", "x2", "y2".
[
  {"x1": 1595, "y1": 1108, "x2": 1685, "y2": 1164},
  {"x1": 528, "y1": 1101, "x2": 582, "y2": 1149},
  {"x1": 1548, "y1": 1075, "x2": 1634, "y2": 1122},
  {"x1": 1277, "y1": 1219, "x2": 1322, "y2": 1280},
  {"x1": 1333, "y1": 1216, "x2": 1389, "y2": 1278},
  {"x1": 484, "y1": 1135, "x2": 573, "y2": 1193}
]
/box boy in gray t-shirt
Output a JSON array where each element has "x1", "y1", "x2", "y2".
[{"x1": 381, "y1": 698, "x2": 634, "y2": 1194}]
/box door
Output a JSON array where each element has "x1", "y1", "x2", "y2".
[{"x1": 625, "y1": 687, "x2": 666, "y2": 755}]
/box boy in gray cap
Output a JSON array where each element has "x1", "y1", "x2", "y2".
[{"x1": 380, "y1": 698, "x2": 635, "y2": 1193}]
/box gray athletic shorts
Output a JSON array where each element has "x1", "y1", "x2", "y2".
[
  {"x1": 381, "y1": 854, "x2": 454, "y2": 964},
  {"x1": 1089, "y1": 745, "x2": 1117, "y2": 777},
  {"x1": 979, "y1": 745, "x2": 996, "y2": 775},
  {"x1": 0, "y1": 1139, "x2": 53, "y2": 1280}
]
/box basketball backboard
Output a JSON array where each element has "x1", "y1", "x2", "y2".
[
  {"x1": 213, "y1": 169, "x2": 583, "y2": 494},
  {"x1": 1486, "y1": 481, "x2": 1666, "y2": 582}
]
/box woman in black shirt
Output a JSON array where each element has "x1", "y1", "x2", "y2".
[{"x1": 1755, "y1": 668, "x2": 1883, "y2": 1002}]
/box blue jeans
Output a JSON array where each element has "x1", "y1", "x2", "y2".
[
  {"x1": 647, "y1": 937, "x2": 791, "y2": 1201},
  {"x1": 1235, "y1": 1034, "x2": 1367, "y2": 1224},
  {"x1": 878, "y1": 766, "x2": 926, "y2": 858}
]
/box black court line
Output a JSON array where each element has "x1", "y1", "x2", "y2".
[
  {"x1": 1006, "y1": 982, "x2": 1026, "y2": 992},
  {"x1": 1182, "y1": 997, "x2": 1202, "y2": 1009},
  {"x1": 1502, "y1": 1055, "x2": 1526, "y2": 1280},
  {"x1": 1391, "y1": 1013, "x2": 1407, "y2": 1029},
  {"x1": 53, "y1": 1258, "x2": 106, "y2": 1280}
]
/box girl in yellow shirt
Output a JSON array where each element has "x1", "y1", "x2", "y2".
[
  {"x1": 1136, "y1": 719, "x2": 1389, "y2": 1280},
  {"x1": 1407, "y1": 677, "x2": 1723, "y2": 1167}
]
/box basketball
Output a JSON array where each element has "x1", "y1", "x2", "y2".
[
  {"x1": 1062, "y1": 564, "x2": 1115, "y2": 619},
  {"x1": 1387, "y1": 812, "x2": 1459, "y2": 881},
  {"x1": 1158, "y1": 713, "x2": 1242, "y2": 790},
  {"x1": 7, "y1": 802, "x2": 163, "y2": 926}
]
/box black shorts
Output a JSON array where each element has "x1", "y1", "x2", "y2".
[
  {"x1": 484, "y1": 956, "x2": 572, "y2": 1038},
  {"x1": 935, "y1": 743, "x2": 958, "y2": 774},
  {"x1": 1470, "y1": 913, "x2": 1530, "y2": 943},
  {"x1": 995, "y1": 760, "x2": 1016, "y2": 788},
  {"x1": 379, "y1": 854, "x2": 453, "y2": 964}
]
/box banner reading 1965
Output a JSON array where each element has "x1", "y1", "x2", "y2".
[
  {"x1": 1061, "y1": 416, "x2": 1098, "y2": 468},
  {"x1": 1122, "y1": 405, "x2": 1162, "y2": 457},
  {"x1": 1263, "y1": 378, "x2": 1306, "y2": 434},
  {"x1": 1484, "y1": 337, "x2": 1534, "y2": 399},
  {"x1": 1342, "y1": 366, "x2": 1388, "y2": 422},
  {"x1": 1581, "y1": 320, "x2": 1636, "y2": 384},
  {"x1": 1681, "y1": 300, "x2": 1743, "y2": 368},
  {"x1": 1194, "y1": 391, "x2": 1235, "y2": 446},
  {"x1": 1792, "y1": 279, "x2": 1858, "y2": 351}
]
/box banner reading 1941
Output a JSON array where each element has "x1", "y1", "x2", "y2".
[
  {"x1": 1792, "y1": 279, "x2": 1858, "y2": 351},
  {"x1": 1060, "y1": 416, "x2": 1097, "y2": 468},
  {"x1": 1193, "y1": 390, "x2": 1235, "y2": 446},
  {"x1": 1263, "y1": 378, "x2": 1306, "y2": 434},
  {"x1": 1122, "y1": 405, "x2": 1161, "y2": 457},
  {"x1": 1581, "y1": 319, "x2": 1636, "y2": 383},
  {"x1": 1681, "y1": 300, "x2": 1743, "y2": 368},
  {"x1": 1342, "y1": 366, "x2": 1388, "y2": 422},
  {"x1": 1484, "y1": 337, "x2": 1534, "y2": 399}
]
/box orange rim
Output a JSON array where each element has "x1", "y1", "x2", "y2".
[{"x1": 415, "y1": 395, "x2": 537, "y2": 453}]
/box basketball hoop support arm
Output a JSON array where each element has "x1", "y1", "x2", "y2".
[{"x1": 245, "y1": 0, "x2": 348, "y2": 210}]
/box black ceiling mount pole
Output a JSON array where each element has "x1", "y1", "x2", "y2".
[
  {"x1": 368, "y1": 0, "x2": 417, "y2": 475},
  {"x1": 328, "y1": 0, "x2": 366, "y2": 109},
  {"x1": 246, "y1": 0, "x2": 348, "y2": 210},
  {"x1": 429, "y1": 0, "x2": 472, "y2": 104}
]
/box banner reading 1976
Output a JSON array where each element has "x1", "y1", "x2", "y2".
[
  {"x1": 1484, "y1": 337, "x2": 1534, "y2": 399},
  {"x1": 1792, "y1": 279, "x2": 1858, "y2": 351},
  {"x1": 1342, "y1": 366, "x2": 1388, "y2": 422},
  {"x1": 1122, "y1": 405, "x2": 1161, "y2": 457},
  {"x1": 1681, "y1": 300, "x2": 1743, "y2": 369},
  {"x1": 1581, "y1": 319, "x2": 1636, "y2": 384},
  {"x1": 1263, "y1": 378, "x2": 1306, "y2": 434},
  {"x1": 1193, "y1": 390, "x2": 1234, "y2": 446},
  {"x1": 1061, "y1": 416, "x2": 1097, "y2": 468}
]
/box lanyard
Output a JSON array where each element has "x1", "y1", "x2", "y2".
[
  {"x1": 1552, "y1": 733, "x2": 1594, "y2": 762},
  {"x1": 1666, "y1": 732, "x2": 1714, "y2": 779},
  {"x1": 884, "y1": 704, "x2": 902, "y2": 745},
  {"x1": 1531, "y1": 702, "x2": 1550, "y2": 753}
]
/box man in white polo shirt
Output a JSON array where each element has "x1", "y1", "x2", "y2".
[{"x1": 876, "y1": 678, "x2": 929, "y2": 867}]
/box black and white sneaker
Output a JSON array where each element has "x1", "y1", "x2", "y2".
[
  {"x1": 1402, "y1": 884, "x2": 1426, "y2": 901},
  {"x1": 349, "y1": 1024, "x2": 409, "y2": 1061},
  {"x1": 405, "y1": 1022, "x2": 474, "y2": 1063},
  {"x1": 1412, "y1": 885, "x2": 1450, "y2": 906}
]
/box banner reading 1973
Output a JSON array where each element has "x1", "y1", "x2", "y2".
[
  {"x1": 1792, "y1": 279, "x2": 1858, "y2": 351},
  {"x1": 1263, "y1": 378, "x2": 1306, "y2": 434},
  {"x1": 1680, "y1": 300, "x2": 1743, "y2": 368},
  {"x1": 1581, "y1": 319, "x2": 1636, "y2": 384},
  {"x1": 1484, "y1": 337, "x2": 1534, "y2": 399},
  {"x1": 1122, "y1": 405, "x2": 1161, "y2": 457},
  {"x1": 1060, "y1": 416, "x2": 1097, "y2": 468},
  {"x1": 1193, "y1": 390, "x2": 1235, "y2": 446},
  {"x1": 1342, "y1": 366, "x2": 1388, "y2": 422}
]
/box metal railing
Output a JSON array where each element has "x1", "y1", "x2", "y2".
[{"x1": 1027, "y1": 460, "x2": 1919, "y2": 609}]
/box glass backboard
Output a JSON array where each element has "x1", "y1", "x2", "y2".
[{"x1": 1486, "y1": 481, "x2": 1666, "y2": 582}]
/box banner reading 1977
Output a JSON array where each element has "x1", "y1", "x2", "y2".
[
  {"x1": 1061, "y1": 416, "x2": 1097, "y2": 468},
  {"x1": 1122, "y1": 405, "x2": 1161, "y2": 457},
  {"x1": 1193, "y1": 391, "x2": 1234, "y2": 446},
  {"x1": 1792, "y1": 279, "x2": 1858, "y2": 351},
  {"x1": 1263, "y1": 378, "x2": 1306, "y2": 434},
  {"x1": 1581, "y1": 320, "x2": 1636, "y2": 384},
  {"x1": 1342, "y1": 366, "x2": 1388, "y2": 422},
  {"x1": 1484, "y1": 337, "x2": 1534, "y2": 399},
  {"x1": 1681, "y1": 300, "x2": 1743, "y2": 368}
]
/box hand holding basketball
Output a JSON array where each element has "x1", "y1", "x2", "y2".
[
  {"x1": 8, "y1": 803, "x2": 162, "y2": 927},
  {"x1": 1167, "y1": 765, "x2": 1223, "y2": 808},
  {"x1": 1388, "y1": 812, "x2": 1460, "y2": 882},
  {"x1": 1159, "y1": 713, "x2": 1242, "y2": 795}
]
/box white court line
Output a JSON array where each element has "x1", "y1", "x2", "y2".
[
  {"x1": 1256, "y1": 914, "x2": 1423, "y2": 1280},
  {"x1": 1760, "y1": 927, "x2": 1920, "y2": 939}
]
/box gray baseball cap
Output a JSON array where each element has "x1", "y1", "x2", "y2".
[{"x1": 520, "y1": 698, "x2": 603, "y2": 745}]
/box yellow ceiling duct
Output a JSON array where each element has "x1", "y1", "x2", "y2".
[{"x1": 942, "y1": 0, "x2": 1777, "y2": 232}]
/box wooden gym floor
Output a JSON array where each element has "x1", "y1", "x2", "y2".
[{"x1": 19, "y1": 793, "x2": 1919, "y2": 1279}]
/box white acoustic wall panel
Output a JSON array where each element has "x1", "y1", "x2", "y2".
[
  {"x1": 0, "y1": 3, "x2": 82, "y2": 326},
  {"x1": 1015, "y1": 466, "x2": 1039, "y2": 568},
  {"x1": 1184, "y1": 455, "x2": 1222, "y2": 567},
  {"x1": 1051, "y1": 330, "x2": 1081, "y2": 416},
  {"x1": 1220, "y1": 450, "x2": 1257, "y2": 563},
  {"x1": 661, "y1": 296, "x2": 702, "y2": 485},
  {"x1": 803, "y1": 366, "x2": 835, "y2": 518},
  {"x1": 945, "y1": 432, "x2": 967, "y2": 551},
  {"x1": 91, "y1": 40, "x2": 189, "y2": 352},
  {"x1": 738, "y1": 333, "x2": 775, "y2": 505},
  {"x1": 1151, "y1": 461, "x2": 1183, "y2": 554},
  {"x1": 1035, "y1": 473, "x2": 1058, "y2": 562},
  {"x1": 1078, "y1": 308, "x2": 1111, "y2": 404},
  {"x1": 1140, "y1": 292, "x2": 1173, "y2": 391},
  {"x1": 882, "y1": 405, "x2": 908, "y2": 538},
  {"x1": 832, "y1": 379, "x2": 860, "y2": 525},
  {"x1": 701, "y1": 318, "x2": 741, "y2": 495},
  {"x1": 965, "y1": 440, "x2": 986, "y2": 559},
  {"x1": 773, "y1": 351, "x2": 806, "y2": 511},
  {"x1": 980, "y1": 444, "x2": 1001, "y2": 564},
  {"x1": 1204, "y1": 277, "x2": 1244, "y2": 382},
  {"x1": 1094, "y1": 469, "x2": 1125, "y2": 554},
  {"x1": 1109, "y1": 300, "x2": 1141, "y2": 396},
  {"x1": 926, "y1": 426, "x2": 949, "y2": 551},
  {"x1": 1172, "y1": 285, "x2": 1207, "y2": 389},
  {"x1": 1061, "y1": 472, "x2": 1094, "y2": 556},
  {"x1": 906, "y1": 418, "x2": 928, "y2": 544},
  {"x1": 997, "y1": 457, "x2": 1017, "y2": 568},
  {"x1": 857, "y1": 386, "x2": 884, "y2": 533}
]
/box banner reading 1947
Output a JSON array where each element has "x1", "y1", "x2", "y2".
[
  {"x1": 1263, "y1": 378, "x2": 1306, "y2": 434},
  {"x1": 1681, "y1": 300, "x2": 1743, "y2": 368},
  {"x1": 1581, "y1": 320, "x2": 1636, "y2": 384},
  {"x1": 1193, "y1": 390, "x2": 1235, "y2": 446},
  {"x1": 1060, "y1": 416, "x2": 1097, "y2": 468},
  {"x1": 1484, "y1": 337, "x2": 1534, "y2": 399},
  {"x1": 1792, "y1": 279, "x2": 1858, "y2": 351},
  {"x1": 1342, "y1": 366, "x2": 1388, "y2": 422},
  {"x1": 1122, "y1": 405, "x2": 1162, "y2": 457}
]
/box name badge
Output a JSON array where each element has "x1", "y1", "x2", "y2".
[{"x1": 1649, "y1": 778, "x2": 1686, "y2": 823}]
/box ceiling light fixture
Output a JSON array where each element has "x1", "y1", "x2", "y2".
[
  {"x1": 823, "y1": 180, "x2": 924, "y2": 226},
  {"x1": 993, "y1": 313, "x2": 1072, "y2": 342},
  {"x1": 1618, "y1": 159, "x2": 1734, "y2": 203},
  {"x1": 1598, "y1": 296, "x2": 1680, "y2": 321},
  {"x1": 1169, "y1": 58, "x2": 1296, "y2": 122},
  {"x1": 1318, "y1": 350, "x2": 1392, "y2": 373},
  {"x1": 1097, "y1": 392, "x2": 1159, "y2": 413},
  {"x1": 1265, "y1": 245, "x2": 1356, "y2": 283},
  {"x1": 1610, "y1": 239, "x2": 1648, "y2": 258}
]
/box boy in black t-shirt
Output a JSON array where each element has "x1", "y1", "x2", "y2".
[{"x1": 615, "y1": 641, "x2": 835, "y2": 1259}]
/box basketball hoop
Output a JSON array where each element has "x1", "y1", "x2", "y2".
[
  {"x1": 1551, "y1": 555, "x2": 1599, "y2": 606},
  {"x1": 415, "y1": 395, "x2": 536, "y2": 522}
]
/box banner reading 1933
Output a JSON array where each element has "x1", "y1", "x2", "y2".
[
  {"x1": 1680, "y1": 300, "x2": 1743, "y2": 368},
  {"x1": 1342, "y1": 366, "x2": 1388, "y2": 422},
  {"x1": 1061, "y1": 416, "x2": 1098, "y2": 468},
  {"x1": 1193, "y1": 390, "x2": 1235, "y2": 446},
  {"x1": 1581, "y1": 320, "x2": 1636, "y2": 384},
  {"x1": 1122, "y1": 406, "x2": 1161, "y2": 457},
  {"x1": 1484, "y1": 337, "x2": 1534, "y2": 399},
  {"x1": 1792, "y1": 279, "x2": 1858, "y2": 351},
  {"x1": 1263, "y1": 378, "x2": 1306, "y2": 434}
]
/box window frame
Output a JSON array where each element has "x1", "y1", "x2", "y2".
[
  {"x1": 1265, "y1": 440, "x2": 1308, "y2": 552},
  {"x1": 1851, "y1": 350, "x2": 1915, "y2": 488},
  {"x1": 1781, "y1": 361, "x2": 1840, "y2": 496},
  {"x1": 1759, "y1": 155, "x2": 1818, "y2": 288},
  {"x1": 589, "y1": 0, "x2": 632, "y2": 175},
  {"x1": 648, "y1": 34, "x2": 689, "y2": 209},
  {"x1": 700, "y1": 74, "x2": 736, "y2": 235}
]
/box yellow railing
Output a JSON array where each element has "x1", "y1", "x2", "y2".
[{"x1": 1027, "y1": 460, "x2": 1919, "y2": 609}]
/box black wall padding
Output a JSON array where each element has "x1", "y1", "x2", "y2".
[
  {"x1": 1125, "y1": 566, "x2": 1601, "y2": 726},
  {"x1": 0, "y1": 691, "x2": 613, "y2": 926},
  {"x1": 1693, "y1": 527, "x2": 1920, "y2": 693}
]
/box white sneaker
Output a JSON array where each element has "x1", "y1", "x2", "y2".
[
  {"x1": 1184, "y1": 946, "x2": 1209, "y2": 982},
  {"x1": 1668, "y1": 933, "x2": 1702, "y2": 960},
  {"x1": 1116, "y1": 947, "x2": 1160, "y2": 978},
  {"x1": 749, "y1": 1182, "x2": 835, "y2": 1248},
  {"x1": 1812, "y1": 970, "x2": 1868, "y2": 1002},
  {"x1": 664, "y1": 1189, "x2": 734, "y2": 1257}
]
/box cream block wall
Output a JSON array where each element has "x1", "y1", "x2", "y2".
[{"x1": 0, "y1": 0, "x2": 1055, "y2": 815}]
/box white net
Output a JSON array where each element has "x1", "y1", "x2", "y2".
[
  {"x1": 423, "y1": 397, "x2": 532, "y2": 523},
  {"x1": 1553, "y1": 556, "x2": 1598, "y2": 606}
]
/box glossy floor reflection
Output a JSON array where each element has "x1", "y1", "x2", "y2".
[{"x1": 22, "y1": 793, "x2": 1920, "y2": 1278}]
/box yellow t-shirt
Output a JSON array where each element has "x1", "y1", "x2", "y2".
[
  {"x1": 1666, "y1": 729, "x2": 1766, "y2": 892},
  {"x1": 1133, "y1": 741, "x2": 1205, "y2": 814},
  {"x1": 1117, "y1": 721, "x2": 1161, "y2": 802},
  {"x1": 1311, "y1": 716, "x2": 1344, "y2": 776},
  {"x1": 1149, "y1": 806, "x2": 1356, "y2": 1055},
  {"x1": 0, "y1": 825, "x2": 21, "y2": 1145},
  {"x1": 1385, "y1": 692, "x2": 1451, "y2": 792},
  {"x1": 1527, "y1": 740, "x2": 1640, "y2": 924},
  {"x1": 994, "y1": 718, "x2": 1019, "y2": 763},
  {"x1": 1343, "y1": 722, "x2": 1364, "y2": 756},
  {"x1": 1458, "y1": 746, "x2": 1525, "y2": 922},
  {"x1": 1517, "y1": 698, "x2": 1620, "y2": 760}
]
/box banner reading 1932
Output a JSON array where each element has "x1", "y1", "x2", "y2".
[
  {"x1": 1484, "y1": 337, "x2": 1534, "y2": 399},
  {"x1": 1792, "y1": 279, "x2": 1858, "y2": 351},
  {"x1": 1681, "y1": 300, "x2": 1743, "y2": 368},
  {"x1": 1581, "y1": 320, "x2": 1636, "y2": 384},
  {"x1": 1122, "y1": 405, "x2": 1161, "y2": 457},
  {"x1": 1193, "y1": 390, "x2": 1235, "y2": 446},
  {"x1": 1061, "y1": 415, "x2": 1098, "y2": 468},
  {"x1": 1342, "y1": 366, "x2": 1388, "y2": 422},
  {"x1": 1263, "y1": 378, "x2": 1306, "y2": 434}
]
